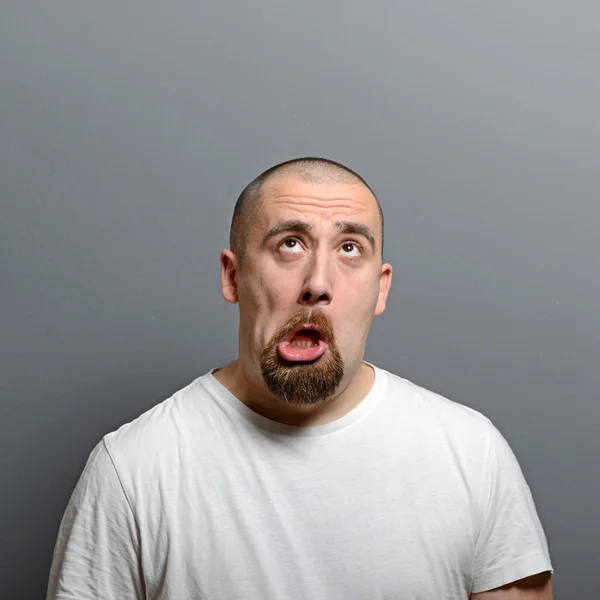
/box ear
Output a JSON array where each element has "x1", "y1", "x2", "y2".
[
  {"x1": 220, "y1": 249, "x2": 239, "y2": 304},
  {"x1": 374, "y1": 262, "x2": 392, "y2": 316}
]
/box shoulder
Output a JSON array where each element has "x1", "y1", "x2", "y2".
[
  {"x1": 374, "y1": 365, "x2": 529, "y2": 485},
  {"x1": 376, "y1": 365, "x2": 494, "y2": 436},
  {"x1": 100, "y1": 371, "x2": 216, "y2": 473},
  {"x1": 372, "y1": 365, "x2": 512, "y2": 482}
]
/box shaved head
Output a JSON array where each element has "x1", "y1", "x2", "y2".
[{"x1": 230, "y1": 157, "x2": 384, "y2": 262}]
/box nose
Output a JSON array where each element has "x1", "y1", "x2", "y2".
[{"x1": 298, "y1": 249, "x2": 332, "y2": 306}]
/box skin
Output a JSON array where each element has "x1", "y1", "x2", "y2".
[
  {"x1": 216, "y1": 174, "x2": 392, "y2": 426},
  {"x1": 470, "y1": 572, "x2": 553, "y2": 599}
]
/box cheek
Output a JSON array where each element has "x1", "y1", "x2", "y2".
[
  {"x1": 335, "y1": 279, "x2": 380, "y2": 344},
  {"x1": 239, "y1": 273, "x2": 290, "y2": 318},
  {"x1": 343, "y1": 272, "x2": 380, "y2": 310},
  {"x1": 258, "y1": 263, "x2": 302, "y2": 299}
]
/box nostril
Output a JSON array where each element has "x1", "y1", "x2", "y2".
[{"x1": 301, "y1": 291, "x2": 329, "y2": 304}]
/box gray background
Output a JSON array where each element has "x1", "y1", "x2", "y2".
[{"x1": 1, "y1": 1, "x2": 598, "y2": 598}]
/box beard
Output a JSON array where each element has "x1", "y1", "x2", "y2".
[{"x1": 259, "y1": 308, "x2": 344, "y2": 407}]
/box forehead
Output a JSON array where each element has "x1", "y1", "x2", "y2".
[{"x1": 255, "y1": 176, "x2": 380, "y2": 227}]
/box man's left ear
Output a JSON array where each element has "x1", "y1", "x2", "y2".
[{"x1": 374, "y1": 263, "x2": 393, "y2": 316}]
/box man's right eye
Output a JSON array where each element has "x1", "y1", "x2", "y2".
[{"x1": 280, "y1": 238, "x2": 303, "y2": 253}]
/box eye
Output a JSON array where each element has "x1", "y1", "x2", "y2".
[
  {"x1": 279, "y1": 238, "x2": 304, "y2": 254},
  {"x1": 339, "y1": 241, "x2": 362, "y2": 257}
]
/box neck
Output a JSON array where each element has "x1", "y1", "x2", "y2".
[{"x1": 212, "y1": 359, "x2": 375, "y2": 427}]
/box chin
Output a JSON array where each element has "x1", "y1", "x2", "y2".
[{"x1": 259, "y1": 349, "x2": 345, "y2": 407}]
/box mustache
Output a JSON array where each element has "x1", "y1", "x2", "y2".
[{"x1": 272, "y1": 308, "x2": 335, "y2": 344}]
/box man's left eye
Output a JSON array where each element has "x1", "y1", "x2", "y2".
[{"x1": 340, "y1": 242, "x2": 361, "y2": 256}]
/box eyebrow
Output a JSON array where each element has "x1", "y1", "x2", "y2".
[{"x1": 263, "y1": 219, "x2": 376, "y2": 253}]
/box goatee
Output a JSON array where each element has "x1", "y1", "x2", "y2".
[{"x1": 259, "y1": 308, "x2": 344, "y2": 406}]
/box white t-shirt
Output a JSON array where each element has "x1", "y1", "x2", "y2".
[{"x1": 47, "y1": 363, "x2": 553, "y2": 599}]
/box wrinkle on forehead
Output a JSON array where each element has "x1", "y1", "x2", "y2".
[
  {"x1": 250, "y1": 178, "x2": 383, "y2": 250},
  {"x1": 261, "y1": 198, "x2": 377, "y2": 240},
  {"x1": 262, "y1": 179, "x2": 378, "y2": 217},
  {"x1": 270, "y1": 197, "x2": 372, "y2": 216},
  {"x1": 265, "y1": 176, "x2": 374, "y2": 202}
]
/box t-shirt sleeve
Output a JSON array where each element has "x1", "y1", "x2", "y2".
[
  {"x1": 46, "y1": 439, "x2": 145, "y2": 600},
  {"x1": 471, "y1": 419, "x2": 553, "y2": 594}
]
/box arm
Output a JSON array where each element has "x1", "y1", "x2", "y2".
[
  {"x1": 471, "y1": 572, "x2": 553, "y2": 599},
  {"x1": 46, "y1": 439, "x2": 145, "y2": 600},
  {"x1": 470, "y1": 420, "x2": 553, "y2": 594}
]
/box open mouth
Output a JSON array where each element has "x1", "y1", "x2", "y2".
[
  {"x1": 278, "y1": 325, "x2": 329, "y2": 362},
  {"x1": 283, "y1": 325, "x2": 327, "y2": 345}
]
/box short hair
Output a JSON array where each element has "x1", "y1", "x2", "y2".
[{"x1": 229, "y1": 157, "x2": 384, "y2": 262}]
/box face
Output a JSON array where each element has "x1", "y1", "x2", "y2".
[{"x1": 221, "y1": 176, "x2": 392, "y2": 406}]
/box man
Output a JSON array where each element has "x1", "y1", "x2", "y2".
[{"x1": 47, "y1": 157, "x2": 553, "y2": 599}]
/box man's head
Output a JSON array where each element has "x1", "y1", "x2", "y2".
[
  {"x1": 220, "y1": 157, "x2": 392, "y2": 408},
  {"x1": 230, "y1": 158, "x2": 385, "y2": 264}
]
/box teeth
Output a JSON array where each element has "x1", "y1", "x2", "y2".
[{"x1": 290, "y1": 340, "x2": 316, "y2": 348}]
